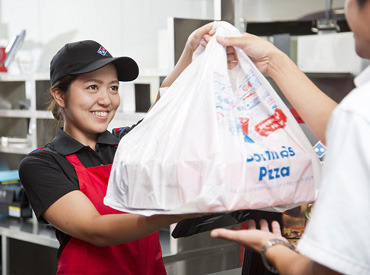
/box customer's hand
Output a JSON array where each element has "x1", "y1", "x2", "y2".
[
  {"x1": 225, "y1": 45, "x2": 238, "y2": 70},
  {"x1": 211, "y1": 219, "x2": 288, "y2": 253},
  {"x1": 217, "y1": 33, "x2": 282, "y2": 75}
]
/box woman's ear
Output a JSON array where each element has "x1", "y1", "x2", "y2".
[{"x1": 50, "y1": 88, "x2": 66, "y2": 108}]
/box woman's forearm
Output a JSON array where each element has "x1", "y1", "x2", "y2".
[
  {"x1": 86, "y1": 213, "x2": 178, "y2": 246},
  {"x1": 160, "y1": 46, "x2": 193, "y2": 88}
]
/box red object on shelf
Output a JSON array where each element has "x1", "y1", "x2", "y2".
[{"x1": 0, "y1": 47, "x2": 8, "y2": 72}]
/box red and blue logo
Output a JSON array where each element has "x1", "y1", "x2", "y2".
[{"x1": 97, "y1": 46, "x2": 107, "y2": 56}]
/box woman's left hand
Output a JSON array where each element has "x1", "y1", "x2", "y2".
[
  {"x1": 186, "y1": 22, "x2": 215, "y2": 52},
  {"x1": 186, "y1": 22, "x2": 239, "y2": 70}
]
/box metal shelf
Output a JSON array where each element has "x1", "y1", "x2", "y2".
[
  {"x1": 0, "y1": 145, "x2": 32, "y2": 155},
  {"x1": 0, "y1": 109, "x2": 31, "y2": 118},
  {"x1": 0, "y1": 217, "x2": 59, "y2": 248},
  {"x1": 36, "y1": 110, "x2": 53, "y2": 119}
]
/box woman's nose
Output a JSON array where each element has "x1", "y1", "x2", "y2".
[{"x1": 96, "y1": 90, "x2": 111, "y2": 106}]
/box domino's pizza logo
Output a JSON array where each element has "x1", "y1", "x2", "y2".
[
  {"x1": 97, "y1": 46, "x2": 107, "y2": 56},
  {"x1": 313, "y1": 141, "x2": 327, "y2": 158}
]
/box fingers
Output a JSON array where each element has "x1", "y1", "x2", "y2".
[
  {"x1": 210, "y1": 219, "x2": 283, "y2": 253},
  {"x1": 210, "y1": 228, "x2": 240, "y2": 242},
  {"x1": 226, "y1": 46, "x2": 237, "y2": 60},
  {"x1": 203, "y1": 34, "x2": 213, "y2": 43},
  {"x1": 246, "y1": 219, "x2": 256, "y2": 229},
  {"x1": 259, "y1": 219, "x2": 270, "y2": 232},
  {"x1": 189, "y1": 23, "x2": 215, "y2": 50},
  {"x1": 194, "y1": 23, "x2": 215, "y2": 41},
  {"x1": 217, "y1": 33, "x2": 257, "y2": 48},
  {"x1": 271, "y1": 221, "x2": 283, "y2": 237},
  {"x1": 226, "y1": 46, "x2": 238, "y2": 69},
  {"x1": 217, "y1": 36, "x2": 246, "y2": 48},
  {"x1": 200, "y1": 33, "x2": 213, "y2": 47}
]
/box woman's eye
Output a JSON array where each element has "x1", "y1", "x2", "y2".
[
  {"x1": 87, "y1": 85, "x2": 98, "y2": 90},
  {"x1": 111, "y1": 86, "x2": 119, "y2": 92}
]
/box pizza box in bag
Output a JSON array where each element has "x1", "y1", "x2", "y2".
[{"x1": 104, "y1": 21, "x2": 321, "y2": 216}]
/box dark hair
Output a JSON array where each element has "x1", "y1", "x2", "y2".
[
  {"x1": 357, "y1": 0, "x2": 368, "y2": 8},
  {"x1": 47, "y1": 75, "x2": 78, "y2": 125}
]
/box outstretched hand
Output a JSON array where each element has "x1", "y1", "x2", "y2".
[
  {"x1": 211, "y1": 219, "x2": 287, "y2": 253},
  {"x1": 217, "y1": 33, "x2": 281, "y2": 75}
]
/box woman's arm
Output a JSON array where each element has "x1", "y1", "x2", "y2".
[
  {"x1": 149, "y1": 23, "x2": 215, "y2": 107},
  {"x1": 160, "y1": 22, "x2": 214, "y2": 88},
  {"x1": 44, "y1": 190, "x2": 184, "y2": 246},
  {"x1": 217, "y1": 33, "x2": 337, "y2": 144}
]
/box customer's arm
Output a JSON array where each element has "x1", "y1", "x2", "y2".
[
  {"x1": 217, "y1": 33, "x2": 337, "y2": 143},
  {"x1": 211, "y1": 220, "x2": 340, "y2": 275}
]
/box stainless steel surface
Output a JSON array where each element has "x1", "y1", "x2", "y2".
[
  {"x1": 165, "y1": 230, "x2": 241, "y2": 275},
  {"x1": 0, "y1": 217, "x2": 58, "y2": 248}
]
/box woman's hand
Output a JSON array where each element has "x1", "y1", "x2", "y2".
[
  {"x1": 187, "y1": 22, "x2": 239, "y2": 70},
  {"x1": 186, "y1": 22, "x2": 215, "y2": 52},
  {"x1": 159, "y1": 23, "x2": 215, "y2": 90},
  {"x1": 211, "y1": 219, "x2": 288, "y2": 253},
  {"x1": 217, "y1": 33, "x2": 282, "y2": 75}
]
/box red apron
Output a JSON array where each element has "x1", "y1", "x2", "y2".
[{"x1": 57, "y1": 153, "x2": 166, "y2": 275}]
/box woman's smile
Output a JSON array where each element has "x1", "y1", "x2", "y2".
[{"x1": 91, "y1": 110, "x2": 109, "y2": 119}]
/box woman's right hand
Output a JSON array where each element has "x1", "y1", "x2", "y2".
[{"x1": 217, "y1": 33, "x2": 283, "y2": 76}]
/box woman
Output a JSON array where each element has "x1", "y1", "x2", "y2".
[
  {"x1": 211, "y1": 0, "x2": 370, "y2": 274},
  {"x1": 19, "y1": 24, "x2": 215, "y2": 274}
]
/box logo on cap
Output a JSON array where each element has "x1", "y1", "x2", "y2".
[{"x1": 97, "y1": 46, "x2": 107, "y2": 56}]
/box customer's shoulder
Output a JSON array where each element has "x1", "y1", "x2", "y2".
[{"x1": 338, "y1": 83, "x2": 370, "y2": 119}]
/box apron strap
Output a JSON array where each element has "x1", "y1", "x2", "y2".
[{"x1": 65, "y1": 154, "x2": 84, "y2": 167}]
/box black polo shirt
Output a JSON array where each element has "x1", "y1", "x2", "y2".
[{"x1": 19, "y1": 125, "x2": 137, "y2": 257}]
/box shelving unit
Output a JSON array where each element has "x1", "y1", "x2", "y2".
[
  {"x1": 0, "y1": 74, "x2": 33, "y2": 160},
  {"x1": 0, "y1": 71, "x2": 165, "y2": 162}
]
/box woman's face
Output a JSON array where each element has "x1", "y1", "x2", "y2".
[
  {"x1": 345, "y1": 0, "x2": 370, "y2": 59},
  {"x1": 62, "y1": 64, "x2": 120, "y2": 141}
]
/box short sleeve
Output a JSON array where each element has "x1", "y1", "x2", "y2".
[
  {"x1": 19, "y1": 151, "x2": 79, "y2": 223},
  {"x1": 159, "y1": 87, "x2": 169, "y2": 97},
  {"x1": 296, "y1": 108, "x2": 370, "y2": 274}
]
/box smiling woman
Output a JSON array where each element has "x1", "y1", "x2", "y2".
[
  {"x1": 51, "y1": 64, "x2": 121, "y2": 150},
  {"x1": 18, "y1": 22, "x2": 215, "y2": 275}
]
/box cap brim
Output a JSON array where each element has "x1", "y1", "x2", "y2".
[{"x1": 70, "y1": 56, "x2": 139, "y2": 82}]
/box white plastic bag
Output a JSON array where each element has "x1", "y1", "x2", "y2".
[{"x1": 104, "y1": 21, "x2": 321, "y2": 216}]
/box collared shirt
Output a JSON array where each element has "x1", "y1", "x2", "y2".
[
  {"x1": 297, "y1": 65, "x2": 370, "y2": 274},
  {"x1": 19, "y1": 126, "x2": 137, "y2": 224}
]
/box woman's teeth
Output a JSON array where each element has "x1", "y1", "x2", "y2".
[{"x1": 92, "y1": 111, "x2": 108, "y2": 117}]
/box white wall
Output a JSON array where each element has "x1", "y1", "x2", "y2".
[
  {"x1": 0, "y1": 0, "x2": 347, "y2": 75},
  {"x1": 0, "y1": 0, "x2": 214, "y2": 74},
  {"x1": 240, "y1": 0, "x2": 345, "y2": 21}
]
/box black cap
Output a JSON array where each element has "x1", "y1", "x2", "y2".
[{"x1": 50, "y1": 40, "x2": 139, "y2": 86}]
